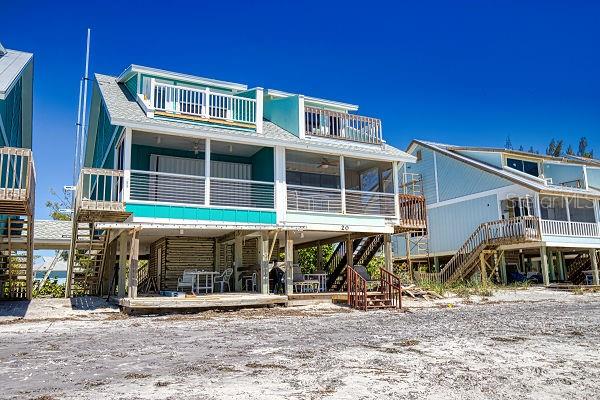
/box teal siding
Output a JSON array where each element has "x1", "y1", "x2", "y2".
[
  {"x1": 588, "y1": 167, "x2": 600, "y2": 189},
  {"x1": 543, "y1": 163, "x2": 584, "y2": 186},
  {"x1": 92, "y1": 103, "x2": 121, "y2": 168},
  {"x1": 0, "y1": 77, "x2": 23, "y2": 148},
  {"x1": 428, "y1": 194, "x2": 500, "y2": 254},
  {"x1": 405, "y1": 145, "x2": 438, "y2": 205},
  {"x1": 124, "y1": 74, "x2": 138, "y2": 97},
  {"x1": 250, "y1": 147, "x2": 274, "y2": 181},
  {"x1": 264, "y1": 95, "x2": 301, "y2": 136},
  {"x1": 435, "y1": 152, "x2": 511, "y2": 201},
  {"x1": 126, "y1": 203, "x2": 276, "y2": 224}
]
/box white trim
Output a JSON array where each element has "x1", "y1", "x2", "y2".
[
  {"x1": 125, "y1": 199, "x2": 275, "y2": 213},
  {"x1": 97, "y1": 220, "x2": 303, "y2": 231},
  {"x1": 426, "y1": 184, "x2": 532, "y2": 210},
  {"x1": 565, "y1": 196, "x2": 571, "y2": 223},
  {"x1": 297, "y1": 95, "x2": 305, "y2": 139},
  {"x1": 433, "y1": 151, "x2": 440, "y2": 203},
  {"x1": 393, "y1": 161, "x2": 400, "y2": 221},
  {"x1": 583, "y1": 165, "x2": 590, "y2": 190},
  {"x1": 255, "y1": 87, "x2": 264, "y2": 134},
  {"x1": 204, "y1": 138, "x2": 211, "y2": 206},
  {"x1": 123, "y1": 128, "x2": 132, "y2": 202},
  {"x1": 340, "y1": 155, "x2": 346, "y2": 214}
]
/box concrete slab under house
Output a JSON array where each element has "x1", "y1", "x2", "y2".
[{"x1": 66, "y1": 64, "x2": 427, "y2": 312}]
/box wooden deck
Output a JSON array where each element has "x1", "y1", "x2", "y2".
[
  {"x1": 119, "y1": 293, "x2": 288, "y2": 313},
  {"x1": 287, "y1": 292, "x2": 348, "y2": 306}
]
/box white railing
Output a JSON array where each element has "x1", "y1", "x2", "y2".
[
  {"x1": 345, "y1": 190, "x2": 396, "y2": 216},
  {"x1": 305, "y1": 106, "x2": 383, "y2": 144},
  {"x1": 286, "y1": 185, "x2": 343, "y2": 213},
  {"x1": 77, "y1": 168, "x2": 125, "y2": 212},
  {"x1": 540, "y1": 219, "x2": 600, "y2": 238},
  {"x1": 0, "y1": 147, "x2": 34, "y2": 203},
  {"x1": 151, "y1": 82, "x2": 256, "y2": 125},
  {"x1": 210, "y1": 177, "x2": 274, "y2": 209},
  {"x1": 130, "y1": 170, "x2": 205, "y2": 206}
]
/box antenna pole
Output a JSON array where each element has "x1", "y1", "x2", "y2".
[
  {"x1": 79, "y1": 28, "x2": 91, "y2": 173},
  {"x1": 73, "y1": 78, "x2": 83, "y2": 184}
]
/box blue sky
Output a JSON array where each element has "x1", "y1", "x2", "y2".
[{"x1": 1, "y1": 0, "x2": 599, "y2": 219}]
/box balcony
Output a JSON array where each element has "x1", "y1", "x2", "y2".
[
  {"x1": 141, "y1": 79, "x2": 258, "y2": 129},
  {"x1": 0, "y1": 147, "x2": 35, "y2": 216},
  {"x1": 540, "y1": 220, "x2": 600, "y2": 238},
  {"x1": 304, "y1": 106, "x2": 382, "y2": 144}
]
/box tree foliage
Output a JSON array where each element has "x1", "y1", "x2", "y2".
[{"x1": 298, "y1": 244, "x2": 334, "y2": 273}]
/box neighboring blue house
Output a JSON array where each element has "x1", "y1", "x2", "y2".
[
  {"x1": 394, "y1": 140, "x2": 600, "y2": 286},
  {"x1": 0, "y1": 43, "x2": 35, "y2": 300},
  {"x1": 67, "y1": 64, "x2": 426, "y2": 302}
]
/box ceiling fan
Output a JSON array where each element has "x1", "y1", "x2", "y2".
[{"x1": 317, "y1": 158, "x2": 338, "y2": 170}]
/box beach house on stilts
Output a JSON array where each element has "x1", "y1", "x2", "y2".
[
  {"x1": 66, "y1": 64, "x2": 426, "y2": 311},
  {"x1": 394, "y1": 141, "x2": 600, "y2": 287},
  {"x1": 0, "y1": 43, "x2": 35, "y2": 300}
]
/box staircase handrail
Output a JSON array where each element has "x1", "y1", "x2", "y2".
[
  {"x1": 347, "y1": 265, "x2": 368, "y2": 310},
  {"x1": 379, "y1": 267, "x2": 402, "y2": 309},
  {"x1": 436, "y1": 216, "x2": 540, "y2": 284}
]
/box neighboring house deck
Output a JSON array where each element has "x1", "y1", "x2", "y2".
[
  {"x1": 67, "y1": 65, "x2": 427, "y2": 307},
  {"x1": 394, "y1": 140, "x2": 600, "y2": 286}
]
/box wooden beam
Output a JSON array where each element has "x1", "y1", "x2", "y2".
[
  {"x1": 590, "y1": 249, "x2": 599, "y2": 285},
  {"x1": 234, "y1": 232, "x2": 243, "y2": 291},
  {"x1": 128, "y1": 229, "x2": 140, "y2": 299},
  {"x1": 118, "y1": 232, "x2": 128, "y2": 298},
  {"x1": 383, "y1": 234, "x2": 393, "y2": 273},
  {"x1": 259, "y1": 232, "x2": 270, "y2": 294},
  {"x1": 285, "y1": 231, "x2": 294, "y2": 294},
  {"x1": 540, "y1": 245, "x2": 550, "y2": 286}
]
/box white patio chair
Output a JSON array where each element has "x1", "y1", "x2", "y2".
[
  {"x1": 244, "y1": 272, "x2": 257, "y2": 292},
  {"x1": 177, "y1": 270, "x2": 196, "y2": 292},
  {"x1": 214, "y1": 268, "x2": 233, "y2": 293}
]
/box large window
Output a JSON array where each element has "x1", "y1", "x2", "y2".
[
  {"x1": 539, "y1": 196, "x2": 568, "y2": 221},
  {"x1": 501, "y1": 197, "x2": 535, "y2": 219},
  {"x1": 568, "y1": 198, "x2": 596, "y2": 223},
  {"x1": 507, "y1": 158, "x2": 539, "y2": 177}
]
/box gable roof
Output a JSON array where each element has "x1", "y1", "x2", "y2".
[
  {"x1": 409, "y1": 140, "x2": 600, "y2": 199},
  {"x1": 91, "y1": 73, "x2": 414, "y2": 163},
  {"x1": 0, "y1": 48, "x2": 33, "y2": 99}
]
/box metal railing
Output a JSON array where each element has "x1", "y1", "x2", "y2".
[
  {"x1": 210, "y1": 177, "x2": 275, "y2": 209},
  {"x1": 540, "y1": 220, "x2": 600, "y2": 237},
  {"x1": 305, "y1": 106, "x2": 382, "y2": 144},
  {"x1": 76, "y1": 168, "x2": 125, "y2": 213},
  {"x1": 152, "y1": 82, "x2": 256, "y2": 125},
  {"x1": 0, "y1": 147, "x2": 34, "y2": 204},
  {"x1": 345, "y1": 190, "x2": 395, "y2": 216},
  {"x1": 286, "y1": 185, "x2": 342, "y2": 213},
  {"x1": 130, "y1": 170, "x2": 205, "y2": 206}
]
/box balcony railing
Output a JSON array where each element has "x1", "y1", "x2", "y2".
[
  {"x1": 345, "y1": 190, "x2": 396, "y2": 216},
  {"x1": 148, "y1": 81, "x2": 256, "y2": 125},
  {"x1": 286, "y1": 185, "x2": 343, "y2": 213},
  {"x1": 540, "y1": 220, "x2": 600, "y2": 238},
  {"x1": 130, "y1": 170, "x2": 205, "y2": 205},
  {"x1": 0, "y1": 147, "x2": 35, "y2": 207},
  {"x1": 210, "y1": 177, "x2": 274, "y2": 209},
  {"x1": 76, "y1": 168, "x2": 125, "y2": 213},
  {"x1": 304, "y1": 106, "x2": 382, "y2": 144}
]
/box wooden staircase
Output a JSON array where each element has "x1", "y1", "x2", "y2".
[
  {"x1": 66, "y1": 223, "x2": 109, "y2": 296},
  {"x1": 415, "y1": 217, "x2": 541, "y2": 285},
  {"x1": 326, "y1": 235, "x2": 385, "y2": 291},
  {"x1": 567, "y1": 252, "x2": 600, "y2": 284},
  {"x1": 0, "y1": 217, "x2": 33, "y2": 300},
  {"x1": 346, "y1": 266, "x2": 402, "y2": 310}
]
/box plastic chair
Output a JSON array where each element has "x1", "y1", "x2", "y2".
[
  {"x1": 177, "y1": 270, "x2": 196, "y2": 292},
  {"x1": 214, "y1": 268, "x2": 233, "y2": 293}
]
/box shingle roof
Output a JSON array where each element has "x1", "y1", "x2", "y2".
[
  {"x1": 34, "y1": 220, "x2": 72, "y2": 243},
  {"x1": 0, "y1": 48, "x2": 33, "y2": 97},
  {"x1": 95, "y1": 73, "x2": 414, "y2": 162},
  {"x1": 412, "y1": 140, "x2": 600, "y2": 198}
]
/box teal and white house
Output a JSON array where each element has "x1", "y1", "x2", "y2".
[
  {"x1": 67, "y1": 64, "x2": 426, "y2": 303},
  {"x1": 0, "y1": 43, "x2": 35, "y2": 300},
  {"x1": 394, "y1": 140, "x2": 600, "y2": 286}
]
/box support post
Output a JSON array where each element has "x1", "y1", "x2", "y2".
[
  {"x1": 479, "y1": 253, "x2": 487, "y2": 285},
  {"x1": 234, "y1": 232, "x2": 243, "y2": 292},
  {"x1": 540, "y1": 245, "x2": 550, "y2": 286},
  {"x1": 285, "y1": 231, "x2": 294, "y2": 294},
  {"x1": 316, "y1": 242, "x2": 323, "y2": 271},
  {"x1": 118, "y1": 232, "x2": 128, "y2": 298},
  {"x1": 499, "y1": 252, "x2": 507, "y2": 285},
  {"x1": 346, "y1": 235, "x2": 354, "y2": 268},
  {"x1": 128, "y1": 230, "x2": 140, "y2": 299},
  {"x1": 123, "y1": 128, "x2": 132, "y2": 202},
  {"x1": 590, "y1": 249, "x2": 599, "y2": 285},
  {"x1": 383, "y1": 233, "x2": 393, "y2": 273},
  {"x1": 340, "y1": 156, "x2": 346, "y2": 214},
  {"x1": 433, "y1": 256, "x2": 440, "y2": 273},
  {"x1": 259, "y1": 232, "x2": 270, "y2": 294},
  {"x1": 548, "y1": 249, "x2": 556, "y2": 282},
  {"x1": 557, "y1": 251, "x2": 565, "y2": 281}
]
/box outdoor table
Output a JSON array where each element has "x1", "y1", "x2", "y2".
[
  {"x1": 304, "y1": 273, "x2": 327, "y2": 292},
  {"x1": 191, "y1": 271, "x2": 220, "y2": 294}
]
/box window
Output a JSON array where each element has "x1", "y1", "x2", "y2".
[
  {"x1": 539, "y1": 196, "x2": 568, "y2": 221},
  {"x1": 568, "y1": 198, "x2": 596, "y2": 223},
  {"x1": 501, "y1": 197, "x2": 534, "y2": 219},
  {"x1": 506, "y1": 158, "x2": 539, "y2": 177}
]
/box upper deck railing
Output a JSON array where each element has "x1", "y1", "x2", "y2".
[
  {"x1": 0, "y1": 147, "x2": 35, "y2": 213},
  {"x1": 143, "y1": 80, "x2": 257, "y2": 126},
  {"x1": 304, "y1": 106, "x2": 383, "y2": 144}
]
